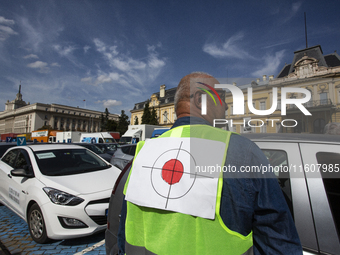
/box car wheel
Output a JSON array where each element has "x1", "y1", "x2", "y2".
[{"x1": 28, "y1": 203, "x2": 50, "y2": 243}]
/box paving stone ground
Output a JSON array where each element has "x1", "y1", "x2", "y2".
[{"x1": 0, "y1": 205, "x2": 106, "y2": 255}]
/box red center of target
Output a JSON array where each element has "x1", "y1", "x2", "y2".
[{"x1": 162, "y1": 159, "x2": 184, "y2": 185}]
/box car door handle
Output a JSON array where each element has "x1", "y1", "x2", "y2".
[{"x1": 7, "y1": 174, "x2": 12, "y2": 179}]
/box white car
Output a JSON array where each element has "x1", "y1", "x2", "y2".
[
  {"x1": 0, "y1": 144, "x2": 121, "y2": 243},
  {"x1": 241, "y1": 133, "x2": 340, "y2": 255}
]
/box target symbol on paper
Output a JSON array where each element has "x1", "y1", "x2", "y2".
[{"x1": 142, "y1": 141, "x2": 212, "y2": 208}]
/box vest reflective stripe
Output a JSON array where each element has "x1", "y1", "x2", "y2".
[
  {"x1": 125, "y1": 242, "x2": 253, "y2": 255},
  {"x1": 125, "y1": 125, "x2": 253, "y2": 255}
]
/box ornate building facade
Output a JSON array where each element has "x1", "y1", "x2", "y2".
[
  {"x1": 130, "y1": 85, "x2": 176, "y2": 127},
  {"x1": 226, "y1": 45, "x2": 340, "y2": 134},
  {"x1": 0, "y1": 86, "x2": 119, "y2": 135},
  {"x1": 131, "y1": 45, "x2": 340, "y2": 134}
]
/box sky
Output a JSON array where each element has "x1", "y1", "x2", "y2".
[{"x1": 0, "y1": 0, "x2": 339, "y2": 117}]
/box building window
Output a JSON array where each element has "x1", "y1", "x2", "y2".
[
  {"x1": 260, "y1": 124, "x2": 267, "y2": 133},
  {"x1": 45, "y1": 115, "x2": 48, "y2": 119},
  {"x1": 260, "y1": 101, "x2": 266, "y2": 110},
  {"x1": 320, "y1": 92, "x2": 328, "y2": 105},
  {"x1": 306, "y1": 89, "x2": 313, "y2": 107},
  {"x1": 45, "y1": 108, "x2": 48, "y2": 111},
  {"x1": 277, "y1": 100, "x2": 281, "y2": 110},
  {"x1": 163, "y1": 111, "x2": 168, "y2": 124},
  {"x1": 56, "y1": 109, "x2": 58, "y2": 112}
]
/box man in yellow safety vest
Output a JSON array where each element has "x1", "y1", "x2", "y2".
[{"x1": 120, "y1": 72, "x2": 302, "y2": 255}]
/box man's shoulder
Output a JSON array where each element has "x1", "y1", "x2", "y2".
[
  {"x1": 226, "y1": 133, "x2": 267, "y2": 165},
  {"x1": 229, "y1": 133, "x2": 256, "y2": 149}
]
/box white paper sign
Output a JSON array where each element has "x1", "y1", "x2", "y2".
[{"x1": 125, "y1": 137, "x2": 226, "y2": 219}]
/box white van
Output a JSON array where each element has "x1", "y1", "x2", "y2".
[{"x1": 80, "y1": 132, "x2": 116, "y2": 143}]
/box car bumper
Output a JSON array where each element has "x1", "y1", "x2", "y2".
[{"x1": 40, "y1": 190, "x2": 111, "y2": 240}]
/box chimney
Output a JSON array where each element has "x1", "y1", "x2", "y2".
[
  {"x1": 263, "y1": 75, "x2": 267, "y2": 81},
  {"x1": 160, "y1": 84, "x2": 166, "y2": 98},
  {"x1": 233, "y1": 82, "x2": 237, "y2": 86},
  {"x1": 256, "y1": 78, "x2": 260, "y2": 83},
  {"x1": 269, "y1": 75, "x2": 274, "y2": 80}
]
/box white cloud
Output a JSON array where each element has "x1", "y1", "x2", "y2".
[
  {"x1": 84, "y1": 45, "x2": 90, "y2": 53},
  {"x1": 92, "y1": 38, "x2": 167, "y2": 88},
  {"x1": 27, "y1": 61, "x2": 50, "y2": 73},
  {"x1": 0, "y1": 16, "x2": 17, "y2": 41},
  {"x1": 51, "y1": 62, "x2": 61, "y2": 67},
  {"x1": 81, "y1": 77, "x2": 92, "y2": 84},
  {"x1": 53, "y1": 44, "x2": 77, "y2": 57},
  {"x1": 203, "y1": 32, "x2": 252, "y2": 59},
  {"x1": 0, "y1": 16, "x2": 15, "y2": 26},
  {"x1": 23, "y1": 54, "x2": 39, "y2": 59},
  {"x1": 251, "y1": 50, "x2": 285, "y2": 77},
  {"x1": 282, "y1": 1, "x2": 302, "y2": 23},
  {"x1": 96, "y1": 99, "x2": 122, "y2": 108},
  {"x1": 27, "y1": 61, "x2": 48, "y2": 68}
]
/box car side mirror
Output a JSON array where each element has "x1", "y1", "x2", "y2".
[{"x1": 11, "y1": 168, "x2": 34, "y2": 178}]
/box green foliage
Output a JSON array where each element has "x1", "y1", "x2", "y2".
[
  {"x1": 37, "y1": 125, "x2": 53, "y2": 130},
  {"x1": 141, "y1": 101, "x2": 158, "y2": 125},
  {"x1": 141, "y1": 101, "x2": 151, "y2": 124},
  {"x1": 150, "y1": 107, "x2": 159, "y2": 125},
  {"x1": 117, "y1": 110, "x2": 129, "y2": 135}
]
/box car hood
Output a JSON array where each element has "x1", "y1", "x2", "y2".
[{"x1": 39, "y1": 166, "x2": 120, "y2": 195}]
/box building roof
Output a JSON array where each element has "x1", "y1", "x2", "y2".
[
  {"x1": 276, "y1": 45, "x2": 340, "y2": 78},
  {"x1": 132, "y1": 87, "x2": 177, "y2": 111}
]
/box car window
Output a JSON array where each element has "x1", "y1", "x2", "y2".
[
  {"x1": 316, "y1": 152, "x2": 340, "y2": 241},
  {"x1": 34, "y1": 149, "x2": 111, "y2": 176},
  {"x1": 14, "y1": 150, "x2": 32, "y2": 169},
  {"x1": 99, "y1": 138, "x2": 104, "y2": 143},
  {"x1": 129, "y1": 145, "x2": 136, "y2": 156},
  {"x1": 261, "y1": 149, "x2": 293, "y2": 218},
  {"x1": 1, "y1": 149, "x2": 19, "y2": 167},
  {"x1": 121, "y1": 146, "x2": 130, "y2": 154}
]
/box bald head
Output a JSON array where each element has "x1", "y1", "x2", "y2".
[{"x1": 174, "y1": 72, "x2": 216, "y2": 113}]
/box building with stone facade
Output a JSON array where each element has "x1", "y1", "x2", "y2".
[
  {"x1": 131, "y1": 45, "x2": 340, "y2": 134},
  {"x1": 226, "y1": 45, "x2": 340, "y2": 134},
  {"x1": 131, "y1": 84, "x2": 176, "y2": 127},
  {"x1": 0, "y1": 86, "x2": 119, "y2": 136}
]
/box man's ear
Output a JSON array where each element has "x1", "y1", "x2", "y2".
[{"x1": 193, "y1": 91, "x2": 202, "y2": 109}]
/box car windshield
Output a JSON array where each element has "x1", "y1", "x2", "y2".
[
  {"x1": 104, "y1": 138, "x2": 115, "y2": 143},
  {"x1": 34, "y1": 148, "x2": 111, "y2": 176},
  {"x1": 119, "y1": 137, "x2": 132, "y2": 144}
]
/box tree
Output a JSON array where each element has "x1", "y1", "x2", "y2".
[
  {"x1": 141, "y1": 101, "x2": 151, "y2": 124},
  {"x1": 150, "y1": 107, "x2": 159, "y2": 125},
  {"x1": 107, "y1": 119, "x2": 118, "y2": 131},
  {"x1": 38, "y1": 125, "x2": 53, "y2": 130},
  {"x1": 117, "y1": 110, "x2": 129, "y2": 135},
  {"x1": 100, "y1": 113, "x2": 105, "y2": 131},
  {"x1": 100, "y1": 108, "x2": 110, "y2": 131}
]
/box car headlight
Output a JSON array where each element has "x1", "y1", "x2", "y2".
[{"x1": 43, "y1": 187, "x2": 84, "y2": 206}]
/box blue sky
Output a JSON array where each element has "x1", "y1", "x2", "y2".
[{"x1": 0, "y1": 0, "x2": 339, "y2": 117}]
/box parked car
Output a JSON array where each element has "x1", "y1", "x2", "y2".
[
  {"x1": 0, "y1": 144, "x2": 121, "y2": 243},
  {"x1": 105, "y1": 133, "x2": 340, "y2": 255},
  {"x1": 110, "y1": 144, "x2": 136, "y2": 170},
  {"x1": 94, "y1": 143, "x2": 120, "y2": 156},
  {"x1": 0, "y1": 143, "x2": 17, "y2": 158},
  {"x1": 74, "y1": 143, "x2": 112, "y2": 162}
]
